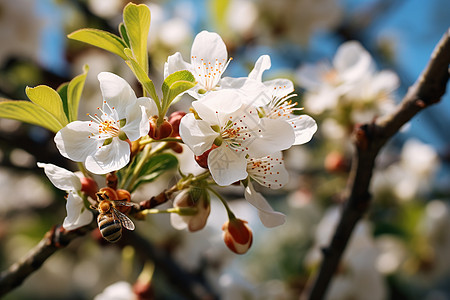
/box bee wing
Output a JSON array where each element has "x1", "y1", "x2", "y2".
[
  {"x1": 113, "y1": 208, "x2": 135, "y2": 231},
  {"x1": 113, "y1": 201, "x2": 137, "y2": 207}
]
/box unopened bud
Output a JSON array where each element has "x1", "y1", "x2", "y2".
[
  {"x1": 194, "y1": 144, "x2": 219, "y2": 169},
  {"x1": 168, "y1": 111, "x2": 186, "y2": 137},
  {"x1": 80, "y1": 177, "x2": 98, "y2": 200},
  {"x1": 324, "y1": 151, "x2": 348, "y2": 173},
  {"x1": 168, "y1": 142, "x2": 183, "y2": 154},
  {"x1": 222, "y1": 218, "x2": 253, "y2": 254},
  {"x1": 171, "y1": 189, "x2": 210, "y2": 232},
  {"x1": 99, "y1": 187, "x2": 118, "y2": 200},
  {"x1": 149, "y1": 116, "x2": 173, "y2": 140}
]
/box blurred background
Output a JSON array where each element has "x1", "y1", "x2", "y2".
[{"x1": 0, "y1": 0, "x2": 449, "y2": 299}]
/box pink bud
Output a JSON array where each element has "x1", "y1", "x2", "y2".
[
  {"x1": 222, "y1": 218, "x2": 253, "y2": 254},
  {"x1": 80, "y1": 177, "x2": 98, "y2": 199},
  {"x1": 168, "y1": 111, "x2": 186, "y2": 137}
]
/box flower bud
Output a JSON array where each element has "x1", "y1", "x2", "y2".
[
  {"x1": 194, "y1": 144, "x2": 218, "y2": 169},
  {"x1": 80, "y1": 177, "x2": 98, "y2": 200},
  {"x1": 149, "y1": 116, "x2": 173, "y2": 140},
  {"x1": 324, "y1": 151, "x2": 349, "y2": 173},
  {"x1": 99, "y1": 187, "x2": 118, "y2": 200},
  {"x1": 222, "y1": 218, "x2": 253, "y2": 254},
  {"x1": 171, "y1": 188, "x2": 210, "y2": 232},
  {"x1": 168, "y1": 142, "x2": 183, "y2": 154},
  {"x1": 168, "y1": 111, "x2": 186, "y2": 137}
]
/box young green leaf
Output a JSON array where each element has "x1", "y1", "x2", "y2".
[
  {"x1": 0, "y1": 99, "x2": 64, "y2": 132},
  {"x1": 130, "y1": 153, "x2": 178, "y2": 191},
  {"x1": 161, "y1": 70, "x2": 196, "y2": 110},
  {"x1": 68, "y1": 29, "x2": 128, "y2": 60},
  {"x1": 26, "y1": 85, "x2": 68, "y2": 126},
  {"x1": 67, "y1": 65, "x2": 89, "y2": 122},
  {"x1": 57, "y1": 82, "x2": 69, "y2": 120},
  {"x1": 124, "y1": 48, "x2": 160, "y2": 108},
  {"x1": 119, "y1": 23, "x2": 131, "y2": 48},
  {"x1": 123, "y1": 3, "x2": 151, "y2": 73}
]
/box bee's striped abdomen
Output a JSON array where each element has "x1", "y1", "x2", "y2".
[{"x1": 98, "y1": 213, "x2": 122, "y2": 243}]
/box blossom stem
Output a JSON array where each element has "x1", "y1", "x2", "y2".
[
  {"x1": 139, "y1": 137, "x2": 184, "y2": 146},
  {"x1": 207, "y1": 187, "x2": 235, "y2": 220},
  {"x1": 77, "y1": 162, "x2": 89, "y2": 178},
  {"x1": 124, "y1": 143, "x2": 152, "y2": 191},
  {"x1": 141, "y1": 207, "x2": 198, "y2": 215}
]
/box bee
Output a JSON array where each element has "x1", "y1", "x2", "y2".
[{"x1": 93, "y1": 191, "x2": 136, "y2": 243}]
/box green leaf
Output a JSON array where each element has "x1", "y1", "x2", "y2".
[
  {"x1": 67, "y1": 65, "x2": 89, "y2": 122},
  {"x1": 123, "y1": 3, "x2": 150, "y2": 73},
  {"x1": 119, "y1": 22, "x2": 131, "y2": 48},
  {"x1": 26, "y1": 85, "x2": 68, "y2": 126},
  {"x1": 124, "y1": 48, "x2": 159, "y2": 108},
  {"x1": 0, "y1": 99, "x2": 64, "y2": 132},
  {"x1": 57, "y1": 82, "x2": 69, "y2": 120},
  {"x1": 162, "y1": 70, "x2": 196, "y2": 110},
  {"x1": 68, "y1": 29, "x2": 128, "y2": 60},
  {"x1": 131, "y1": 153, "x2": 178, "y2": 190}
]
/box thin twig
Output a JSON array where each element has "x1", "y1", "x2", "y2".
[
  {"x1": 0, "y1": 185, "x2": 205, "y2": 297},
  {"x1": 303, "y1": 28, "x2": 450, "y2": 300}
]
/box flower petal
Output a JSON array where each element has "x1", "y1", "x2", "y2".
[
  {"x1": 63, "y1": 192, "x2": 93, "y2": 231},
  {"x1": 191, "y1": 31, "x2": 227, "y2": 66},
  {"x1": 121, "y1": 104, "x2": 149, "y2": 141},
  {"x1": 54, "y1": 121, "x2": 102, "y2": 162},
  {"x1": 192, "y1": 89, "x2": 244, "y2": 125},
  {"x1": 164, "y1": 52, "x2": 192, "y2": 78},
  {"x1": 333, "y1": 41, "x2": 375, "y2": 83},
  {"x1": 208, "y1": 147, "x2": 248, "y2": 186},
  {"x1": 179, "y1": 113, "x2": 218, "y2": 156},
  {"x1": 244, "y1": 181, "x2": 286, "y2": 227},
  {"x1": 37, "y1": 162, "x2": 81, "y2": 191},
  {"x1": 98, "y1": 72, "x2": 137, "y2": 119},
  {"x1": 290, "y1": 114, "x2": 318, "y2": 145},
  {"x1": 264, "y1": 78, "x2": 294, "y2": 99},
  {"x1": 247, "y1": 152, "x2": 289, "y2": 189},
  {"x1": 248, "y1": 55, "x2": 271, "y2": 81},
  {"x1": 85, "y1": 138, "x2": 130, "y2": 174},
  {"x1": 248, "y1": 118, "x2": 295, "y2": 158}
]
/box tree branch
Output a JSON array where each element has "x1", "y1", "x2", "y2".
[
  {"x1": 0, "y1": 184, "x2": 216, "y2": 298},
  {"x1": 302, "y1": 28, "x2": 450, "y2": 300}
]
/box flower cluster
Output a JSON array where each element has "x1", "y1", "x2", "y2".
[
  {"x1": 296, "y1": 41, "x2": 399, "y2": 127},
  {"x1": 10, "y1": 4, "x2": 316, "y2": 255}
]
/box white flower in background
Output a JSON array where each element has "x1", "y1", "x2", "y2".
[
  {"x1": 164, "y1": 31, "x2": 232, "y2": 98},
  {"x1": 87, "y1": 0, "x2": 123, "y2": 19},
  {"x1": 244, "y1": 152, "x2": 288, "y2": 227},
  {"x1": 306, "y1": 207, "x2": 386, "y2": 300},
  {"x1": 54, "y1": 72, "x2": 150, "y2": 174},
  {"x1": 296, "y1": 41, "x2": 399, "y2": 123},
  {"x1": 37, "y1": 163, "x2": 93, "y2": 231},
  {"x1": 223, "y1": 55, "x2": 318, "y2": 145},
  {"x1": 0, "y1": 0, "x2": 45, "y2": 66},
  {"x1": 179, "y1": 89, "x2": 295, "y2": 186},
  {"x1": 226, "y1": 0, "x2": 258, "y2": 36},
  {"x1": 371, "y1": 139, "x2": 439, "y2": 201},
  {"x1": 94, "y1": 281, "x2": 136, "y2": 300}
]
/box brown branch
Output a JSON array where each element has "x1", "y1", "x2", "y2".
[
  {"x1": 0, "y1": 184, "x2": 204, "y2": 298},
  {"x1": 302, "y1": 28, "x2": 450, "y2": 300}
]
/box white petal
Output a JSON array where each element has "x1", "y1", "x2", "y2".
[
  {"x1": 208, "y1": 147, "x2": 248, "y2": 186},
  {"x1": 170, "y1": 213, "x2": 188, "y2": 230},
  {"x1": 296, "y1": 62, "x2": 331, "y2": 90},
  {"x1": 370, "y1": 70, "x2": 399, "y2": 94},
  {"x1": 191, "y1": 31, "x2": 227, "y2": 65},
  {"x1": 37, "y1": 162, "x2": 81, "y2": 191},
  {"x1": 98, "y1": 72, "x2": 137, "y2": 119},
  {"x1": 192, "y1": 89, "x2": 244, "y2": 125},
  {"x1": 85, "y1": 138, "x2": 130, "y2": 174},
  {"x1": 290, "y1": 114, "x2": 318, "y2": 145},
  {"x1": 247, "y1": 152, "x2": 289, "y2": 189},
  {"x1": 63, "y1": 192, "x2": 93, "y2": 231},
  {"x1": 248, "y1": 55, "x2": 271, "y2": 81},
  {"x1": 54, "y1": 121, "x2": 102, "y2": 162},
  {"x1": 333, "y1": 41, "x2": 375, "y2": 83},
  {"x1": 179, "y1": 113, "x2": 218, "y2": 156},
  {"x1": 244, "y1": 181, "x2": 286, "y2": 228},
  {"x1": 248, "y1": 118, "x2": 295, "y2": 157},
  {"x1": 121, "y1": 105, "x2": 149, "y2": 141},
  {"x1": 264, "y1": 78, "x2": 294, "y2": 99},
  {"x1": 137, "y1": 97, "x2": 158, "y2": 118},
  {"x1": 164, "y1": 52, "x2": 193, "y2": 78}
]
